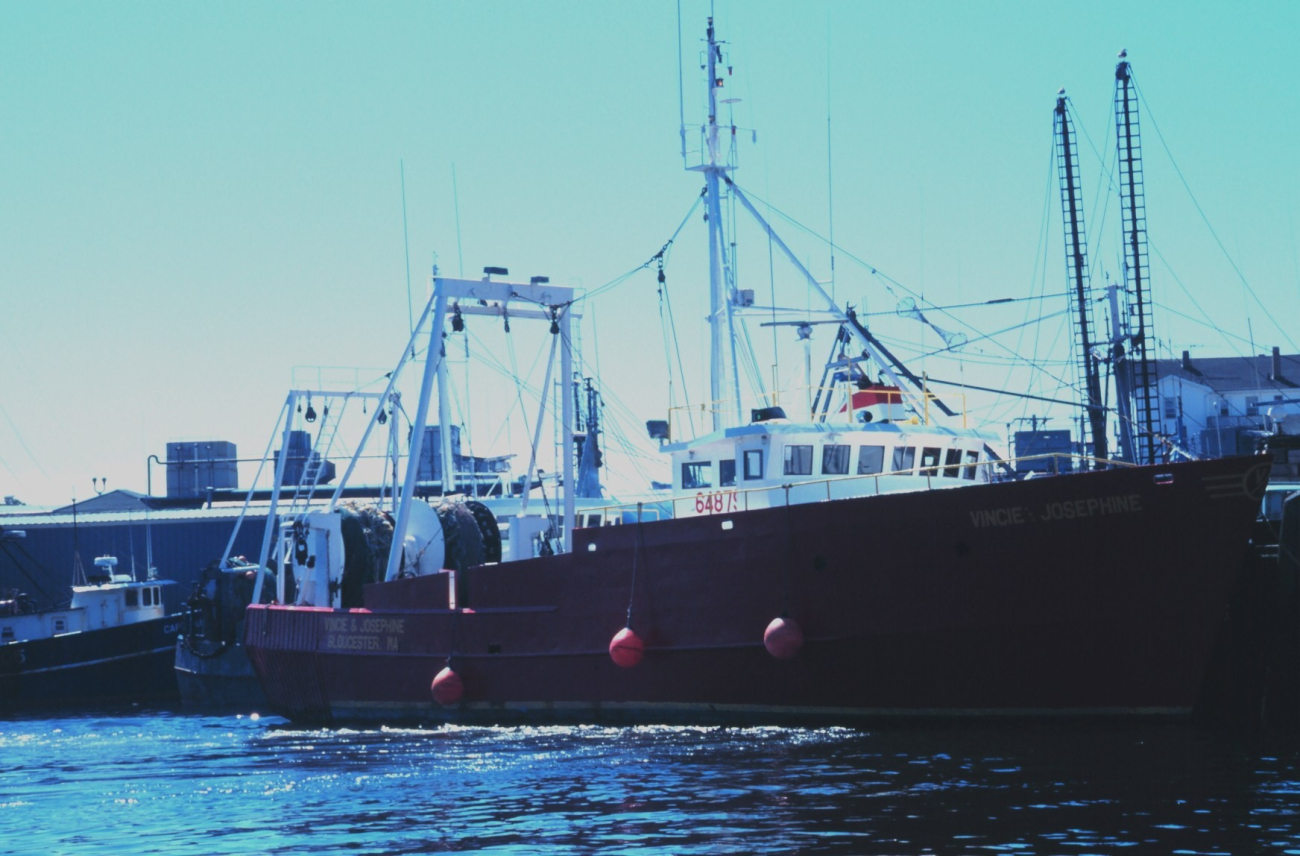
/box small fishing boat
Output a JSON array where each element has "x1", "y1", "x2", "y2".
[{"x1": 1, "y1": 555, "x2": 182, "y2": 709}]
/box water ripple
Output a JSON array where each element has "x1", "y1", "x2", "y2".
[{"x1": 3, "y1": 712, "x2": 1300, "y2": 853}]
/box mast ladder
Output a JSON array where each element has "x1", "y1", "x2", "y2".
[
  {"x1": 1054, "y1": 92, "x2": 1109, "y2": 465},
  {"x1": 1115, "y1": 55, "x2": 1160, "y2": 464}
]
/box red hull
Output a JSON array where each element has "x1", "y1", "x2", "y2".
[{"x1": 245, "y1": 456, "x2": 1269, "y2": 725}]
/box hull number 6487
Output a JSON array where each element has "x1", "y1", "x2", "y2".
[{"x1": 695, "y1": 491, "x2": 738, "y2": 514}]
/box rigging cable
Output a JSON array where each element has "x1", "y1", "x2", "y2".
[
  {"x1": 1006, "y1": 136, "x2": 1069, "y2": 432},
  {"x1": 582, "y1": 195, "x2": 704, "y2": 303},
  {"x1": 1068, "y1": 97, "x2": 1120, "y2": 289},
  {"x1": 1136, "y1": 78, "x2": 1298, "y2": 352}
]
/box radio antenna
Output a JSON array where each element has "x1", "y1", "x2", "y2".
[
  {"x1": 400, "y1": 158, "x2": 410, "y2": 331},
  {"x1": 452, "y1": 163, "x2": 464, "y2": 278},
  {"x1": 676, "y1": 0, "x2": 687, "y2": 168}
]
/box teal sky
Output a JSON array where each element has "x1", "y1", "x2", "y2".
[{"x1": 2, "y1": 1, "x2": 1298, "y2": 505}]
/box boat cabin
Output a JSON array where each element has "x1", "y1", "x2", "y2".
[
  {"x1": 662, "y1": 407, "x2": 998, "y2": 517},
  {"x1": 0, "y1": 556, "x2": 172, "y2": 645}
]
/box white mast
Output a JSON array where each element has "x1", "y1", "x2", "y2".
[
  {"x1": 696, "y1": 17, "x2": 747, "y2": 431},
  {"x1": 703, "y1": 18, "x2": 726, "y2": 431},
  {"x1": 690, "y1": 17, "x2": 947, "y2": 429}
]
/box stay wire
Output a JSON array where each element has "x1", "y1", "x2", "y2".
[
  {"x1": 579, "y1": 194, "x2": 705, "y2": 304},
  {"x1": 624, "y1": 502, "x2": 643, "y2": 627},
  {"x1": 1136, "y1": 78, "x2": 1298, "y2": 353}
]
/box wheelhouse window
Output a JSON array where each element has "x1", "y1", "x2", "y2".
[
  {"x1": 921, "y1": 447, "x2": 942, "y2": 473},
  {"x1": 857, "y1": 445, "x2": 885, "y2": 475},
  {"x1": 822, "y1": 444, "x2": 850, "y2": 475},
  {"x1": 892, "y1": 446, "x2": 916, "y2": 474},
  {"x1": 943, "y1": 449, "x2": 962, "y2": 478},
  {"x1": 719, "y1": 459, "x2": 736, "y2": 487},
  {"x1": 962, "y1": 450, "x2": 980, "y2": 480},
  {"x1": 682, "y1": 461, "x2": 712, "y2": 489},
  {"x1": 142, "y1": 588, "x2": 152, "y2": 607},
  {"x1": 54, "y1": 618, "x2": 67, "y2": 633},
  {"x1": 743, "y1": 449, "x2": 764, "y2": 480},
  {"x1": 125, "y1": 589, "x2": 138, "y2": 607},
  {"x1": 783, "y1": 445, "x2": 813, "y2": 476}
]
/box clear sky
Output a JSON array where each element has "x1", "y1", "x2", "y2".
[{"x1": 2, "y1": 1, "x2": 1298, "y2": 506}]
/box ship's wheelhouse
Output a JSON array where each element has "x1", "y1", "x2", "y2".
[{"x1": 664, "y1": 420, "x2": 997, "y2": 517}]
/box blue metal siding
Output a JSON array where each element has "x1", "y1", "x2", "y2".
[{"x1": 0, "y1": 515, "x2": 266, "y2": 611}]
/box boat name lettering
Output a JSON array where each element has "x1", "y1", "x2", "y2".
[
  {"x1": 970, "y1": 493, "x2": 1143, "y2": 527},
  {"x1": 695, "y1": 490, "x2": 738, "y2": 515},
  {"x1": 325, "y1": 633, "x2": 403, "y2": 652},
  {"x1": 324, "y1": 616, "x2": 405, "y2": 651},
  {"x1": 326, "y1": 633, "x2": 381, "y2": 651},
  {"x1": 325, "y1": 616, "x2": 406, "y2": 634}
]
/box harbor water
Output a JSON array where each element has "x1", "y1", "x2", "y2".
[{"x1": 4, "y1": 709, "x2": 1300, "y2": 854}]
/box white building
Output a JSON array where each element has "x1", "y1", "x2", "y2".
[{"x1": 1154, "y1": 346, "x2": 1300, "y2": 457}]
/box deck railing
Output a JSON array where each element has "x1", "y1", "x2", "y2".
[{"x1": 577, "y1": 452, "x2": 1135, "y2": 527}]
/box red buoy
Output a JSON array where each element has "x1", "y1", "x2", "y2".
[
  {"x1": 431, "y1": 666, "x2": 463, "y2": 706},
  {"x1": 609, "y1": 626, "x2": 644, "y2": 668},
  {"x1": 763, "y1": 616, "x2": 803, "y2": 660}
]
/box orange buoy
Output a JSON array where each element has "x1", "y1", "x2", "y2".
[
  {"x1": 431, "y1": 666, "x2": 463, "y2": 705},
  {"x1": 609, "y1": 626, "x2": 644, "y2": 668},
  {"x1": 763, "y1": 616, "x2": 803, "y2": 660}
]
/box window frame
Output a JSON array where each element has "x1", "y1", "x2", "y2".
[
  {"x1": 783, "y1": 445, "x2": 813, "y2": 476},
  {"x1": 857, "y1": 445, "x2": 885, "y2": 475},
  {"x1": 942, "y1": 448, "x2": 962, "y2": 478},
  {"x1": 822, "y1": 444, "x2": 850, "y2": 475},
  {"x1": 681, "y1": 461, "x2": 713, "y2": 490},
  {"x1": 892, "y1": 446, "x2": 916, "y2": 474}
]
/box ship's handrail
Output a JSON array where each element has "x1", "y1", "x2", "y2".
[{"x1": 580, "y1": 452, "x2": 1136, "y2": 526}]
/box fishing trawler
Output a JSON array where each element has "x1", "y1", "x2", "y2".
[
  {"x1": 242, "y1": 19, "x2": 1268, "y2": 725},
  {"x1": 1, "y1": 554, "x2": 182, "y2": 709}
]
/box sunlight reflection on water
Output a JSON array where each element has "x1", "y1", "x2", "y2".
[{"x1": 2, "y1": 711, "x2": 1300, "y2": 854}]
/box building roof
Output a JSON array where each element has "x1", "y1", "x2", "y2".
[
  {"x1": 1155, "y1": 349, "x2": 1300, "y2": 394},
  {"x1": 50, "y1": 490, "x2": 152, "y2": 516},
  {"x1": 3, "y1": 505, "x2": 259, "y2": 529}
]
